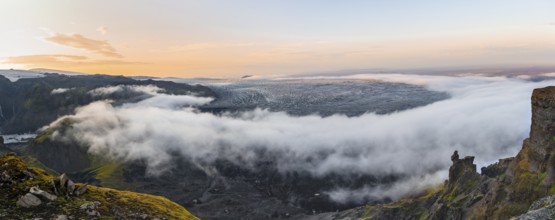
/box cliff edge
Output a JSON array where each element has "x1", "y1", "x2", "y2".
[{"x1": 317, "y1": 86, "x2": 555, "y2": 219}]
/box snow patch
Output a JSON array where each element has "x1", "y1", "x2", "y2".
[
  {"x1": 0, "y1": 70, "x2": 45, "y2": 82},
  {"x1": 1, "y1": 133, "x2": 37, "y2": 144}
]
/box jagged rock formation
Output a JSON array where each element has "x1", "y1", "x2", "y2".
[
  {"x1": 313, "y1": 86, "x2": 555, "y2": 219},
  {"x1": 0, "y1": 153, "x2": 198, "y2": 219}
]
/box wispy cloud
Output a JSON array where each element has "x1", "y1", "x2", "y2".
[
  {"x1": 4, "y1": 54, "x2": 141, "y2": 66},
  {"x1": 97, "y1": 26, "x2": 108, "y2": 35},
  {"x1": 5, "y1": 54, "x2": 87, "y2": 63},
  {"x1": 45, "y1": 33, "x2": 122, "y2": 58}
]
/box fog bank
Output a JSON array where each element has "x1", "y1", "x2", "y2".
[{"x1": 44, "y1": 75, "x2": 555, "y2": 201}]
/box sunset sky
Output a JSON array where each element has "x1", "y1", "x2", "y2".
[{"x1": 1, "y1": 0, "x2": 554, "y2": 77}]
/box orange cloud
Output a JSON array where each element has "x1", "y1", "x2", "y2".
[
  {"x1": 3, "y1": 54, "x2": 147, "y2": 75},
  {"x1": 5, "y1": 54, "x2": 87, "y2": 63},
  {"x1": 4, "y1": 54, "x2": 141, "y2": 66},
  {"x1": 46, "y1": 33, "x2": 122, "y2": 58}
]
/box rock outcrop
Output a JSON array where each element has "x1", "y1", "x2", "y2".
[
  {"x1": 16, "y1": 193, "x2": 42, "y2": 208},
  {"x1": 322, "y1": 86, "x2": 555, "y2": 219},
  {"x1": 513, "y1": 195, "x2": 555, "y2": 219},
  {"x1": 29, "y1": 185, "x2": 57, "y2": 201}
]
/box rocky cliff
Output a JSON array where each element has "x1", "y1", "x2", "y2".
[
  {"x1": 313, "y1": 86, "x2": 555, "y2": 220},
  {"x1": 0, "y1": 153, "x2": 198, "y2": 219}
]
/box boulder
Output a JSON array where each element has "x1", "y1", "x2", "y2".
[
  {"x1": 29, "y1": 185, "x2": 57, "y2": 201},
  {"x1": 67, "y1": 179, "x2": 75, "y2": 195},
  {"x1": 51, "y1": 180, "x2": 59, "y2": 195},
  {"x1": 74, "y1": 184, "x2": 88, "y2": 196},
  {"x1": 16, "y1": 193, "x2": 42, "y2": 208},
  {"x1": 59, "y1": 173, "x2": 69, "y2": 189},
  {"x1": 59, "y1": 173, "x2": 75, "y2": 194},
  {"x1": 80, "y1": 201, "x2": 101, "y2": 217},
  {"x1": 54, "y1": 215, "x2": 68, "y2": 220}
]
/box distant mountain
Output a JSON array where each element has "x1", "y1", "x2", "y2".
[
  {"x1": 0, "y1": 69, "x2": 45, "y2": 82},
  {"x1": 29, "y1": 68, "x2": 88, "y2": 76},
  {"x1": 0, "y1": 73, "x2": 215, "y2": 134}
]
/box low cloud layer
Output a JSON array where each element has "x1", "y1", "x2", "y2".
[
  {"x1": 51, "y1": 88, "x2": 73, "y2": 94},
  {"x1": 44, "y1": 75, "x2": 555, "y2": 202}
]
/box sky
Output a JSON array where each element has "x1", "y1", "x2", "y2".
[{"x1": 0, "y1": 0, "x2": 554, "y2": 77}]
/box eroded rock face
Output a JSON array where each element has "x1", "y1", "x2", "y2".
[
  {"x1": 448, "y1": 155, "x2": 479, "y2": 191},
  {"x1": 530, "y1": 86, "x2": 555, "y2": 149}
]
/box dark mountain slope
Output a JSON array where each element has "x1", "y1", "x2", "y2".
[{"x1": 0, "y1": 73, "x2": 214, "y2": 134}]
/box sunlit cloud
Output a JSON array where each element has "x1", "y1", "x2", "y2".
[
  {"x1": 97, "y1": 26, "x2": 108, "y2": 35},
  {"x1": 5, "y1": 54, "x2": 87, "y2": 63},
  {"x1": 45, "y1": 33, "x2": 122, "y2": 58},
  {"x1": 3, "y1": 54, "x2": 143, "y2": 70}
]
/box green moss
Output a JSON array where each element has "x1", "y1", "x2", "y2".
[
  {"x1": 0, "y1": 154, "x2": 198, "y2": 220},
  {"x1": 498, "y1": 202, "x2": 531, "y2": 219},
  {"x1": 23, "y1": 98, "x2": 33, "y2": 109},
  {"x1": 22, "y1": 156, "x2": 60, "y2": 175},
  {"x1": 421, "y1": 184, "x2": 444, "y2": 200},
  {"x1": 91, "y1": 163, "x2": 120, "y2": 180},
  {"x1": 33, "y1": 132, "x2": 52, "y2": 144},
  {"x1": 549, "y1": 184, "x2": 555, "y2": 195},
  {"x1": 419, "y1": 211, "x2": 430, "y2": 220},
  {"x1": 83, "y1": 186, "x2": 197, "y2": 219}
]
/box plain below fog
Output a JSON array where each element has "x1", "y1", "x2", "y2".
[{"x1": 45, "y1": 74, "x2": 555, "y2": 203}]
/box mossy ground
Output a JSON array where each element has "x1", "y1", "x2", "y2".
[{"x1": 0, "y1": 153, "x2": 198, "y2": 220}]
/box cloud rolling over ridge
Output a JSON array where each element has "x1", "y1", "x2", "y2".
[{"x1": 44, "y1": 75, "x2": 555, "y2": 202}]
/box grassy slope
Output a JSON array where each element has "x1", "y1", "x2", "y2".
[{"x1": 0, "y1": 153, "x2": 198, "y2": 220}]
